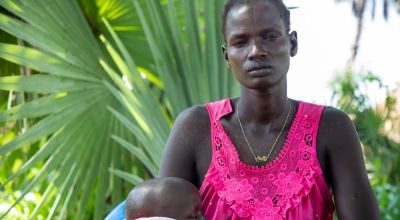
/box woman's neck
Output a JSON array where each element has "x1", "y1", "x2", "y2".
[{"x1": 237, "y1": 84, "x2": 290, "y2": 124}]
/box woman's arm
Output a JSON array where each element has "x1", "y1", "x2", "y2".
[
  {"x1": 159, "y1": 106, "x2": 210, "y2": 186},
  {"x1": 321, "y1": 107, "x2": 380, "y2": 219}
]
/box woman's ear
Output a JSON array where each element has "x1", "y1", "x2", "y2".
[
  {"x1": 221, "y1": 44, "x2": 228, "y2": 61},
  {"x1": 221, "y1": 44, "x2": 231, "y2": 69},
  {"x1": 289, "y1": 31, "x2": 298, "y2": 57}
]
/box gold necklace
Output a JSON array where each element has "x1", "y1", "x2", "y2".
[{"x1": 236, "y1": 100, "x2": 292, "y2": 163}]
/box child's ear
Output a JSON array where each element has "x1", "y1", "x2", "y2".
[{"x1": 289, "y1": 31, "x2": 298, "y2": 57}]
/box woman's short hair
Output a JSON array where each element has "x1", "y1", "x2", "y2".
[{"x1": 221, "y1": 0, "x2": 291, "y2": 39}]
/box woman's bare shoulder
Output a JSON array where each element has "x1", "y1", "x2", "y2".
[
  {"x1": 319, "y1": 106, "x2": 354, "y2": 138},
  {"x1": 320, "y1": 106, "x2": 352, "y2": 125},
  {"x1": 318, "y1": 105, "x2": 361, "y2": 159},
  {"x1": 173, "y1": 105, "x2": 210, "y2": 135}
]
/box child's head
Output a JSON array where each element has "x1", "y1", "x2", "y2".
[{"x1": 125, "y1": 177, "x2": 203, "y2": 220}]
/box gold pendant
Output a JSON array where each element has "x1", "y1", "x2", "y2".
[{"x1": 256, "y1": 155, "x2": 268, "y2": 162}]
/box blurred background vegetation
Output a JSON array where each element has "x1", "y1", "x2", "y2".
[{"x1": 0, "y1": 0, "x2": 399, "y2": 219}]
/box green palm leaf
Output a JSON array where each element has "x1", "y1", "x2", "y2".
[
  {"x1": 0, "y1": 0, "x2": 135, "y2": 218},
  {"x1": 0, "y1": 0, "x2": 239, "y2": 218}
]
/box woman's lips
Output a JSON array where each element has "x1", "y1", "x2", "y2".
[{"x1": 248, "y1": 67, "x2": 273, "y2": 77}]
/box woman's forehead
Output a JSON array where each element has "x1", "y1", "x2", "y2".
[{"x1": 225, "y1": 2, "x2": 284, "y2": 36}]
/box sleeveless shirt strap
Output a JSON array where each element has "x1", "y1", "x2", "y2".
[
  {"x1": 204, "y1": 98, "x2": 232, "y2": 155},
  {"x1": 300, "y1": 102, "x2": 334, "y2": 209},
  {"x1": 311, "y1": 105, "x2": 325, "y2": 149},
  {"x1": 205, "y1": 98, "x2": 232, "y2": 121},
  {"x1": 302, "y1": 103, "x2": 324, "y2": 145},
  {"x1": 301, "y1": 103, "x2": 325, "y2": 150},
  {"x1": 298, "y1": 101, "x2": 326, "y2": 167}
]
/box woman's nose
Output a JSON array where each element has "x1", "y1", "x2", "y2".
[{"x1": 248, "y1": 41, "x2": 267, "y2": 60}]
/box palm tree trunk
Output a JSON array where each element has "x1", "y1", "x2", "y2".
[{"x1": 347, "y1": 0, "x2": 367, "y2": 69}]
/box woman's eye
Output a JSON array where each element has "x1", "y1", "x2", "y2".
[
  {"x1": 231, "y1": 40, "x2": 246, "y2": 47},
  {"x1": 263, "y1": 34, "x2": 279, "y2": 41}
]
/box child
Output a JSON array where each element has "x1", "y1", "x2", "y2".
[{"x1": 125, "y1": 177, "x2": 204, "y2": 220}]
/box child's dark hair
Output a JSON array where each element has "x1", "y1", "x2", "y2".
[{"x1": 221, "y1": 0, "x2": 291, "y2": 39}]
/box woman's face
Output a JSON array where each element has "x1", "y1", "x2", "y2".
[{"x1": 223, "y1": 1, "x2": 297, "y2": 90}]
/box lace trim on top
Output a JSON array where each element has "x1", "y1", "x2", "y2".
[
  {"x1": 201, "y1": 100, "x2": 331, "y2": 219},
  {"x1": 221, "y1": 112, "x2": 300, "y2": 171}
]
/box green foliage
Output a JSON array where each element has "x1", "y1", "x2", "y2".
[
  {"x1": 0, "y1": 0, "x2": 237, "y2": 218},
  {"x1": 330, "y1": 70, "x2": 400, "y2": 218},
  {"x1": 374, "y1": 183, "x2": 400, "y2": 220},
  {"x1": 0, "y1": 0, "x2": 151, "y2": 218}
]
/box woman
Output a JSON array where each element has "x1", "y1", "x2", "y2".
[{"x1": 159, "y1": 0, "x2": 380, "y2": 219}]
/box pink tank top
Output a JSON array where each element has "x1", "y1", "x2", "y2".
[{"x1": 200, "y1": 99, "x2": 335, "y2": 220}]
